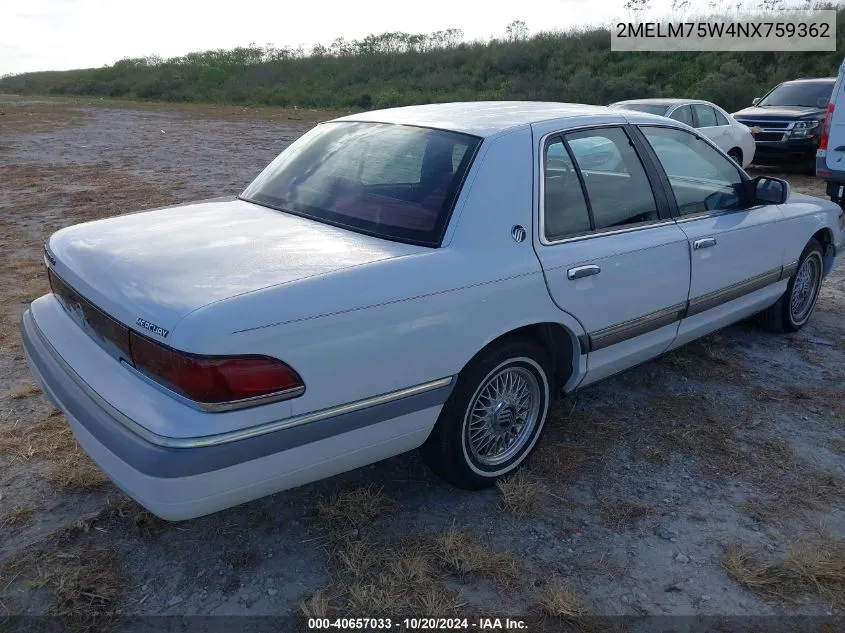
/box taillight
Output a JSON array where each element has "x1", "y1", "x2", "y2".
[
  {"x1": 128, "y1": 331, "x2": 304, "y2": 407},
  {"x1": 819, "y1": 102, "x2": 834, "y2": 150},
  {"x1": 48, "y1": 269, "x2": 303, "y2": 409}
]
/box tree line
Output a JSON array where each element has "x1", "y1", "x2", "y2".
[{"x1": 2, "y1": 14, "x2": 844, "y2": 113}]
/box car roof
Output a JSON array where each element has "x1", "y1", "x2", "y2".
[
  {"x1": 780, "y1": 78, "x2": 836, "y2": 84},
  {"x1": 332, "y1": 101, "x2": 621, "y2": 138},
  {"x1": 613, "y1": 98, "x2": 697, "y2": 106}
]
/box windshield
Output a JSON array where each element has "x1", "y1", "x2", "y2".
[
  {"x1": 757, "y1": 81, "x2": 833, "y2": 108},
  {"x1": 613, "y1": 103, "x2": 670, "y2": 116},
  {"x1": 241, "y1": 122, "x2": 481, "y2": 247}
]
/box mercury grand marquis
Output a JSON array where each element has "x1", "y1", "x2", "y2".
[{"x1": 21, "y1": 102, "x2": 845, "y2": 520}]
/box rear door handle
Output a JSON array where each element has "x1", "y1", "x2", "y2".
[
  {"x1": 693, "y1": 237, "x2": 717, "y2": 250},
  {"x1": 567, "y1": 265, "x2": 601, "y2": 280}
]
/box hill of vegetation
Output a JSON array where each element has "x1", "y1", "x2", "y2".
[{"x1": 2, "y1": 13, "x2": 845, "y2": 113}]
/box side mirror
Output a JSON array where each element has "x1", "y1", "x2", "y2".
[
  {"x1": 752, "y1": 97, "x2": 761, "y2": 105},
  {"x1": 753, "y1": 175, "x2": 789, "y2": 205}
]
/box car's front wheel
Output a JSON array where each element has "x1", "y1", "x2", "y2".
[
  {"x1": 421, "y1": 337, "x2": 551, "y2": 489},
  {"x1": 759, "y1": 238, "x2": 824, "y2": 332}
]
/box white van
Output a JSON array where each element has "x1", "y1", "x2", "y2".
[{"x1": 817, "y1": 57, "x2": 845, "y2": 206}]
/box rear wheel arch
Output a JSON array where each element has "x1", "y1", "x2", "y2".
[
  {"x1": 811, "y1": 228, "x2": 836, "y2": 274},
  {"x1": 727, "y1": 147, "x2": 743, "y2": 165},
  {"x1": 462, "y1": 322, "x2": 580, "y2": 398}
]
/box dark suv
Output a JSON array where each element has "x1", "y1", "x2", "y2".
[{"x1": 732, "y1": 78, "x2": 835, "y2": 170}]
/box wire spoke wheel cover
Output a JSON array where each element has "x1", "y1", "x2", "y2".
[
  {"x1": 464, "y1": 362, "x2": 542, "y2": 468},
  {"x1": 790, "y1": 252, "x2": 822, "y2": 325}
]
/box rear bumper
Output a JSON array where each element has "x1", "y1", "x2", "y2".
[{"x1": 21, "y1": 309, "x2": 447, "y2": 520}]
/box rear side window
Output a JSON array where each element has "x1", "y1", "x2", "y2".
[
  {"x1": 564, "y1": 127, "x2": 660, "y2": 231},
  {"x1": 714, "y1": 109, "x2": 730, "y2": 126},
  {"x1": 543, "y1": 139, "x2": 592, "y2": 240},
  {"x1": 241, "y1": 122, "x2": 481, "y2": 247},
  {"x1": 692, "y1": 105, "x2": 719, "y2": 127},
  {"x1": 640, "y1": 126, "x2": 747, "y2": 215},
  {"x1": 670, "y1": 106, "x2": 693, "y2": 126}
]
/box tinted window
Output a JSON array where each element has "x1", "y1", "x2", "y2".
[
  {"x1": 758, "y1": 81, "x2": 833, "y2": 108},
  {"x1": 640, "y1": 126, "x2": 747, "y2": 216},
  {"x1": 714, "y1": 109, "x2": 730, "y2": 126},
  {"x1": 693, "y1": 105, "x2": 719, "y2": 127},
  {"x1": 544, "y1": 139, "x2": 591, "y2": 240},
  {"x1": 567, "y1": 136, "x2": 623, "y2": 172},
  {"x1": 241, "y1": 122, "x2": 480, "y2": 246},
  {"x1": 670, "y1": 105, "x2": 694, "y2": 126},
  {"x1": 565, "y1": 127, "x2": 660, "y2": 230}
]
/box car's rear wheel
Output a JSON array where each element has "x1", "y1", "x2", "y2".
[
  {"x1": 759, "y1": 239, "x2": 824, "y2": 333},
  {"x1": 727, "y1": 148, "x2": 743, "y2": 166},
  {"x1": 421, "y1": 337, "x2": 551, "y2": 489}
]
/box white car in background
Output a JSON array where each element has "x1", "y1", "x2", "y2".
[
  {"x1": 22, "y1": 102, "x2": 843, "y2": 520},
  {"x1": 610, "y1": 98, "x2": 756, "y2": 167}
]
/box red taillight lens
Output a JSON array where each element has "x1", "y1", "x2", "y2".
[
  {"x1": 48, "y1": 269, "x2": 303, "y2": 409},
  {"x1": 819, "y1": 102, "x2": 834, "y2": 150},
  {"x1": 128, "y1": 331, "x2": 303, "y2": 406}
]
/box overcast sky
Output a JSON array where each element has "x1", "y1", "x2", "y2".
[{"x1": 0, "y1": 0, "x2": 795, "y2": 76}]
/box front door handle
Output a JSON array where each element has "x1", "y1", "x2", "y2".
[
  {"x1": 693, "y1": 237, "x2": 717, "y2": 250},
  {"x1": 567, "y1": 265, "x2": 601, "y2": 280}
]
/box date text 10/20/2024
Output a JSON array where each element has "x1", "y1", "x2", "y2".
[{"x1": 307, "y1": 618, "x2": 529, "y2": 630}]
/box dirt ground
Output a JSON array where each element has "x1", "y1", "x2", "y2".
[{"x1": 1, "y1": 96, "x2": 843, "y2": 630}]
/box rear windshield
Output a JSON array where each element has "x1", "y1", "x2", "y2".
[
  {"x1": 613, "y1": 103, "x2": 670, "y2": 116},
  {"x1": 758, "y1": 81, "x2": 834, "y2": 108},
  {"x1": 241, "y1": 122, "x2": 481, "y2": 247}
]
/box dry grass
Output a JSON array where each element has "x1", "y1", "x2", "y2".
[
  {"x1": 84, "y1": 498, "x2": 170, "y2": 541},
  {"x1": 326, "y1": 536, "x2": 461, "y2": 616},
  {"x1": 7, "y1": 257, "x2": 49, "y2": 304},
  {"x1": 528, "y1": 440, "x2": 584, "y2": 484},
  {"x1": 0, "y1": 163, "x2": 185, "y2": 233},
  {"x1": 0, "y1": 413, "x2": 108, "y2": 488},
  {"x1": 2, "y1": 506, "x2": 34, "y2": 529},
  {"x1": 436, "y1": 526, "x2": 519, "y2": 587},
  {"x1": 300, "y1": 589, "x2": 332, "y2": 618},
  {"x1": 649, "y1": 393, "x2": 749, "y2": 477},
  {"x1": 8, "y1": 383, "x2": 41, "y2": 399},
  {"x1": 598, "y1": 498, "x2": 655, "y2": 531},
  {"x1": 750, "y1": 384, "x2": 845, "y2": 425},
  {"x1": 528, "y1": 408, "x2": 625, "y2": 488},
  {"x1": 741, "y1": 464, "x2": 845, "y2": 525},
  {"x1": 314, "y1": 526, "x2": 522, "y2": 618},
  {"x1": 538, "y1": 581, "x2": 588, "y2": 620},
  {"x1": 0, "y1": 317, "x2": 14, "y2": 351},
  {"x1": 496, "y1": 470, "x2": 544, "y2": 518},
  {"x1": 224, "y1": 550, "x2": 261, "y2": 569},
  {"x1": 787, "y1": 385, "x2": 845, "y2": 424},
  {"x1": 0, "y1": 103, "x2": 88, "y2": 134},
  {"x1": 642, "y1": 391, "x2": 845, "y2": 524},
  {"x1": 657, "y1": 335, "x2": 744, "y2": 382},
  {"x1": 315, "y1": 485, "x2": 395, "y2": 529},
  {"x1": 722, "y1": 539, "x2": 845, "y2": 606},
  {"x1": 2, "y1": 546, "x2": 121, "y2": 620}
]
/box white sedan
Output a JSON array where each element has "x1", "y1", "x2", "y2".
[
  {"x1": 22, "y1": 102, "x2": 843, "y2": 520},
  {"x1": 609, "y1": 98, "x2": 757, "y2": 167}
]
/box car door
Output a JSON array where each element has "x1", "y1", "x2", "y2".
[
  {"x1": 533, "y1": 125, "x2": 692, "y2": 387},
  {"x1": 635, "y1": 125, "x2": 789, "y2": 349},
  {"x1": 692, "y1": 104, "x2": 732, "y2": 153}
]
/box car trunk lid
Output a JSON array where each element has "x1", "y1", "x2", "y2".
[{"x1": 46, "y1": 196, "x2": 425, "y2": 339}]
